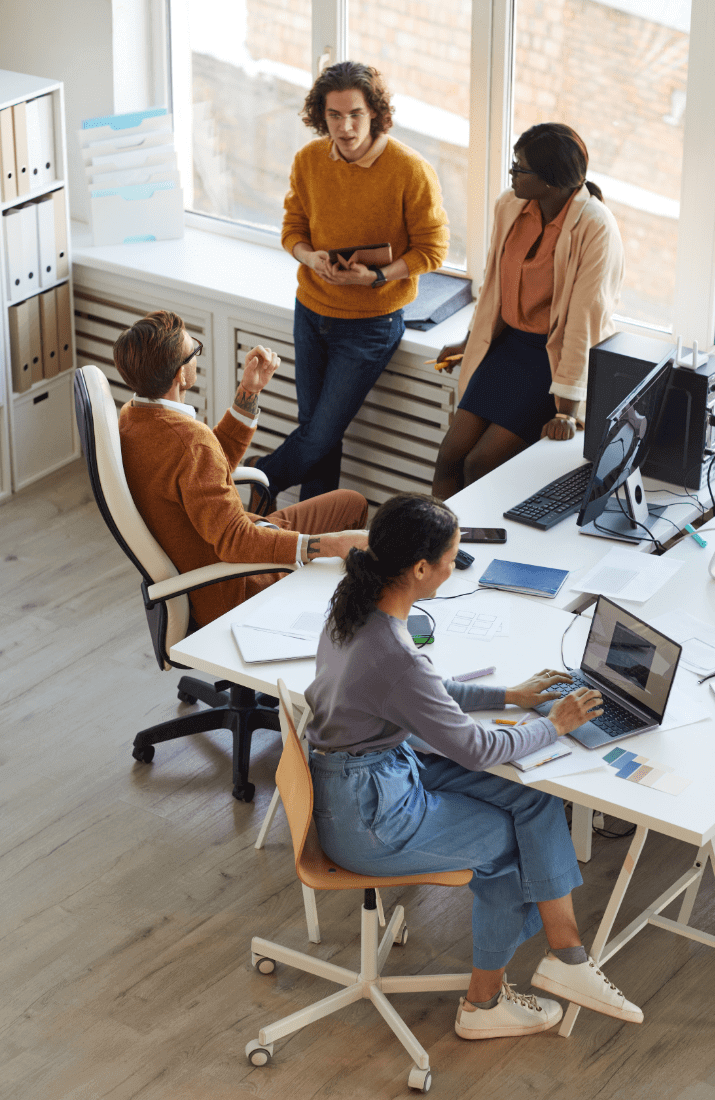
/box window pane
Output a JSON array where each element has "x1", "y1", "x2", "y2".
[
  {"x1": 349, "y1": 0, "x2": 472, "y2": 268},
  {"x1": 513, "y1": 0, "x2": 690, "y2": 328},
  {"x1": 182, "y1": 0, "x2": 312, "y2": 230}
]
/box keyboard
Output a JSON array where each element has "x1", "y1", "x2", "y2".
[
  {"x1": 503, "y1": 463, "x2": 593, "y2": 530},
  {"x1": 549, "y1": 674, "x2": 647, "y2": 738}
]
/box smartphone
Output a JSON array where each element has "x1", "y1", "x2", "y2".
[{"x1": 460, "y1": 527, "x2": 507, "y2": 544}]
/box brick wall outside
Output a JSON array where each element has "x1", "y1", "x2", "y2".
[{"x1": 196, "y1": 0, "x2": 688, "y2": 324}]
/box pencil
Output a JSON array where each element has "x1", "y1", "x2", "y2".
[
  {"x1": 493, "y1": 718, "x2": 518, "y2": 726},
  {"x1": 423, "y1": 353, "x2": 464, "y2": 365}
]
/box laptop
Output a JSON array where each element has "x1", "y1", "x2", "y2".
[{"x1": 534, "y1": 595, "x2": 682, "y2": 749}]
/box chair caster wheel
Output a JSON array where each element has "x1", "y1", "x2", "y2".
[
  {"x1": 252, "y1": 954, "x2": 275, "y2": 974},
  {"x1": 408, "y1": 1066, "x2": 431, "y2": 1092},
  {"x1": 177, "y1": 690, "x2": 197, "y2": 704},
  {"x1": 233, "y1": 782, "x2": 255, "y2": 802},
  {"x1": 395, "y1": 924, "x2": 408, "y2": 946},
  {"x1": 132, "y1": 744, "x2": 155, "y2": 763},
  {"x1": 246, "y1": 1039, "x2": 273, "y2": 1066}
]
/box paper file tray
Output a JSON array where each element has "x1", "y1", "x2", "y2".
[
  {"x1": 79, "y1": 108, "x2": 169, "y2": 146},
  {"x1": 81, "y1": 130, "x2": 173, "y2": 165},
  {"x1": 88, "y1": 143, "x2": 176, "y2": 171},
  {"x1": 90, "y1": 181, "x2": 184, "y2": 245},
  {"x1": 86, "y1": 167, "x2": 180, "y2": 190},
  {"x1": 87, "y1": 148, "x2": 177, "y2": 178}
]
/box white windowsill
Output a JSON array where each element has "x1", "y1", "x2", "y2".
[{"x1": 70, "y1": 221, "x2": 474, "y2": 358}]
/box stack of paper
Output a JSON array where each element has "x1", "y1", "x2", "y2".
[{"x1": 78, "y1": 108, "x2": 183, "y2": 246}]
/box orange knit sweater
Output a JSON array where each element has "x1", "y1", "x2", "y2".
[
  {"x1": 282, "y1": 136, "x2": 449, "y2": 318},
  {"x1": 119, "y1": 403, "x2": 300, "y2": 626}
]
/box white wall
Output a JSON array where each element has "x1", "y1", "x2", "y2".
[{"x1": 0, "y1": 0, "x2": 115, "y2": 222}]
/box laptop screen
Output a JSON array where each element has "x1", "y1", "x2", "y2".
[{"x1": 581, "y1": 596, "x2": 682, "y2": 723}]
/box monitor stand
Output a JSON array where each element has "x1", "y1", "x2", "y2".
[{"x1": 579, "y1": 469, "x2": 665, "y2": 542}]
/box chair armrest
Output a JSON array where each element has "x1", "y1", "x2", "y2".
[
  {"x1": 233, "y1": 465, "x2": 270, "y2": 488},
  {"x1": 146, "y1": 560, "x2": 298, "y2": 602}
]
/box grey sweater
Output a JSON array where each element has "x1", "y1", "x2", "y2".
[{"x1": 305, "y1": 610, "x2": 557, "y2": 772}]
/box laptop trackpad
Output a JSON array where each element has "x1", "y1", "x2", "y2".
[{"x1": 534, "y1": 698, "x2": 620, "y2": 750}]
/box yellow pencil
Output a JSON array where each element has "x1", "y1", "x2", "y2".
[
  {"x1": 423, "y1": 353, "x2": 464, "y2": 366},
  {"x1": 493, "y1": 718, "x2": 518, "y2": 726}
]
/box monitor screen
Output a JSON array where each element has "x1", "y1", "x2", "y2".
[{"x1": 577, "y1": 360, "x2": 672, "y2": 531}]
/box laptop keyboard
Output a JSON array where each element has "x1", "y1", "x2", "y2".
[{"x1": 550, "y1": 673, "x2": 647, "y2": 738}]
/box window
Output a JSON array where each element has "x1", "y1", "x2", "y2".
[
  {"x1": 168, "y1": 0, "x2": 715, "y2": 346},
  {"x1": 513, "y1": 0, "x2": 691, "y2": 329}
]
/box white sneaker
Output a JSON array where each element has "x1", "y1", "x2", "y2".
[
  {"x1": 454, "y1": 979, "x2": 563, "y2": 1040},
  {"x1": 531, "y1": 953, "x2": 643, "y2": 1023}
]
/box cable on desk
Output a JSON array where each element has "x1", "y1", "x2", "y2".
[{"x1": 645, "y1": 483, "x2": 706, "y2": 517}]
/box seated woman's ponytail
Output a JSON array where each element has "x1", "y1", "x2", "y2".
[{"x1": 327, "y1": 492, "x2": 458, "y2": 645}]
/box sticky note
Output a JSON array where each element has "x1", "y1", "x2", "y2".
[{"x1": 603, "y1": 747, "x2": 626, "y2": 765}]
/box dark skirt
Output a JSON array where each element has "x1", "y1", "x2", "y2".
[{"x1": 458, "y1": 326, "x2": 557, "y2": 445}]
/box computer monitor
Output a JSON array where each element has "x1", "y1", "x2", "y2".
[{"x1": 576, "y1": 359, "x2": 673, "y2": 540}]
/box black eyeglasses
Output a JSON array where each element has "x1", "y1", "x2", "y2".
[
  {"x1": 511, "y1": 162, "x2": 537, "y2": 175},
  {"x1": 179, "y1": 339, "x2": 203, "y2": 368}
]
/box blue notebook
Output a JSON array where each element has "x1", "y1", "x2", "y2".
[{"x1": 478, "y1": 559, "x2": 569, "y2": 599}]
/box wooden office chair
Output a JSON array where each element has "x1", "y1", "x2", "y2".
[
  {"x1": 74, "y1": 365, "x2": 298, "y2": 801},
  {"x1": 246, "y1": 680, "x2": 473, "y2": 1093}
]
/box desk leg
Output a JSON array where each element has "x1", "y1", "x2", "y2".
[
  {"x1": 678, "y1": 841, "x2": 715, "y2": 925},
  {"x1": 559, "y1": 824, "x2": 649, "y2": 1038},
  {"x1": 571, "y1": 804, "x2": 593, "y2": 863}
]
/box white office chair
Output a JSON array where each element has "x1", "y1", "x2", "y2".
[
  {"x1": 74, "y1": 364, "x2": 298, "y2": 801},
  {"x1": 246, "y1": 680, "x2": 473, "y2": 1093}
]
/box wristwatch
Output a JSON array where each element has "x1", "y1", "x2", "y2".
[{"x1": 368, "y1": 265, "x2": 386, "y2": 287}]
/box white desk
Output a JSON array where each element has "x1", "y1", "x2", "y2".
[
  {"x1": 172, "y1": 558, "x2": 715, "y2": 1036},
  {"x1": 447, "y1": 433, "x2": 710, "y2": 612}
]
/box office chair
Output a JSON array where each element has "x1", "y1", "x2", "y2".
[
  {"x1": 246, "y1": 680, "x2": 473, "y2": 1093},
  {"x1": 74, "y1": 365, "x2": 298, "y2": 801}
]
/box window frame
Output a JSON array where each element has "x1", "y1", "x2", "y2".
[{"x1": 164, "y1": 0, "x2": 715, "y2": 347}]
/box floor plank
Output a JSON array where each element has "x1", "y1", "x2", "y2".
[{"x1": 1, "y1": 459, "x2": 714, "y2": 1099}]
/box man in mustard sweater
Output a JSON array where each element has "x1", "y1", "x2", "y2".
[
  {"x1": 249, "y1": 60, "x2": 449, "y2": 504},
  {"x1": 116, "y1": 311, "x2": 368, "y2": 628}
]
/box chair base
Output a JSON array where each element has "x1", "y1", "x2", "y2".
[
  {"x1": 247, "y1": 892, "x2": 471, "y2": 1090},
  {"x1": 132, "y1": 677, "x2": 280, "y2": 801}
]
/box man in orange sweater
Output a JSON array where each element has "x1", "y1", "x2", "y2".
[
  {"x1": 116, "y1": 310, "x2": 369, "y2": 628},
  {"x1": 249, "y1": 60, "x2": 449, "y2": 504}
]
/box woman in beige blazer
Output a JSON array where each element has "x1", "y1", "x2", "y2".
[{"x1": 432, "y1": 124, "x2": 624, "y2": 500}]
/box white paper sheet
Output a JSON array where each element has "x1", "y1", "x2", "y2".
[
  {"x1": 425, "y1": 594, "x2": 511, "y2": 641},
  {"x1": 649, "y1": 610, "x2": 715, "y2": 676},
  {"x1": 570, "y1": 548, "x2": 682, "y2": 603}
]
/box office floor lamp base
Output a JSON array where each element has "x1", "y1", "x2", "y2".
[{"x1": 131, "y1": 678, "x2": 280, "y2": 801}]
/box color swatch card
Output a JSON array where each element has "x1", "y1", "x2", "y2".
[{"x1": 602, "y1": 746, "x2": 691, "y2": 795}]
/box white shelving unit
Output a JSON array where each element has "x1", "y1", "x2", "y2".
[{"x1": 0, "y1": 69, "x2": 78, "y2": 500}]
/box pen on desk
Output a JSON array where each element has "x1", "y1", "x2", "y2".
[
  {"x1": 453, "y1": 666, "x2": 496, "y2": 682},
  {"x1": 494, "y1": 718, "x2": 518, "y2": 726},
  {"x1": 698, "y1": 670, "x2": 715, "y2": 685},
  {"x1": 413, "y1": 635, "x2": 434, "y2": 645},
  {"x1": 684, "y1": 523, "x2": 707, "y2": 548}
]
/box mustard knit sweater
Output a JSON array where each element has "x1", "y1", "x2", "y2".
[
  {"x1": 119, "y1": 403, "x2": 300, "y2": 627},
  {"x1": 282, "y1": 136, "x2": 449, "y2": 319}
]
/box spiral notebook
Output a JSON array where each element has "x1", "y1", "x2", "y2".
[{"x1": 478, "y1": 559, "x2": 569, "y2": 599}]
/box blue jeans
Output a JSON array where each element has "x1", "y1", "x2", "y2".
[
  {"x1": 309, "y1": 743, "x2": 582, "y2": 969},
  {"x1": 257, "y1": 300, "x2": 405, "y2": 500}
]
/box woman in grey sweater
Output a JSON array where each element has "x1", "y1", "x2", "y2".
[{"x1": 306, "y1": 492, "x2": 643, "y2": 1040}]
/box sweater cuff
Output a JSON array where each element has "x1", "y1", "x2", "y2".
[{"x1": 550, "y1": 381, "x2": 587, "y2": 402}]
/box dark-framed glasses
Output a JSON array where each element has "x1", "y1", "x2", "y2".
[
  {"x1": 510, "y1": 162, "x2": 537, "y2": 175},
  {"x1": 179, "y1": 339, "x2": 203, "y2": 368}
]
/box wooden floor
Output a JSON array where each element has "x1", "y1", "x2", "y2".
[{"x1": 2, "y1": 459, "x2": 715, "y2": 1100}]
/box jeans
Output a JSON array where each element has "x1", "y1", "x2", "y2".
[
  {"x1": 257, "y1": 300, "x2": 405, "y2": 500},
  {"x1": 309, "y1": 743, "x2": 582, "y2": 969}
]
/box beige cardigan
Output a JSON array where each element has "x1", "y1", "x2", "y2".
[{"x1": 458, "y1": 185, "x2": 625, "y2": 417}]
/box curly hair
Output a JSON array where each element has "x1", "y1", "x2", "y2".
[
  {"x1": 327, "y1": 493, "x2": 458, "y2": 647},
  {"x1": 515, "y1": 122, "x2": 604, "y2": 202},
  {"x1": 301, "y1": 61, "x2": 394, "y2": 139}
]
